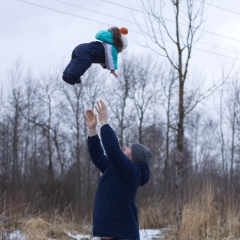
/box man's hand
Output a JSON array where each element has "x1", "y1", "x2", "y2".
[
  {"x1": 110, "y1": 70, "x2": 118, "y2": 79},
  {"x1": 84, "y1": 110, "x2": 97, "y2": 136},
  {"x1": 95, "y1": 100, "x2": 109, "y2": 127},
  {"x1": 84, "y1": 110, "x2": 97, "y2": 129}
]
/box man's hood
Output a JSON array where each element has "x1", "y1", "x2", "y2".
[{"x1": 139, "y1": 164, "x2": 151, "y2": 186}]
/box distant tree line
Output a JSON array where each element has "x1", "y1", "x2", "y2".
[{"x1": 1, "y1": 54, "x2": 240, "y2": 222}]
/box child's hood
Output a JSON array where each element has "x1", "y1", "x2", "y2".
[{"x1": 95, "y1": 30, "x2": 114, "y2": 45}]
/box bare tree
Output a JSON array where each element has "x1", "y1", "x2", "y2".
[
  {"x1": 34, "y1": 76, "x2": 62, "y2": 183},
  {"x1": 0, "y1": 121, "x2": 11, "y2": 194},
  {"x1": 3, "y1": 62, "x2": 25, "y2": 194},
  {"x1": 19, "y1": 72, "x2": 40, "y2": 191},
  {"x1": 222, "y1": 75, "x2": 240, "y2": 191},
  {"x1": 159, "y1": 65, "x2": 178, "y2": 194},
  {"x1": 60, "y1": 81, "x2": 84, "y2": 210},
  {"x1": 219, "y1": 86, "x2": 228, "y2": 178},
  {"x1": 129, "y1": 54, "x2": 160, "y2": 143},
  {"x1": 138, "y1": 0, "x2": 206, "y2": 224}
]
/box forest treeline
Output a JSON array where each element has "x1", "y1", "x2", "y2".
[{"x1": 0, "y1": 54, "x2": 240, "y2": 223}]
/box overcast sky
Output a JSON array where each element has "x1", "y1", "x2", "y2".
[{"x1": 1, "y1": 0, "x2": 240, "y2": 89}]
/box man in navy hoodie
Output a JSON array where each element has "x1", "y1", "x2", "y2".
[{"x1": 84, "y1": 100, "x2": 152, "y2": 240}]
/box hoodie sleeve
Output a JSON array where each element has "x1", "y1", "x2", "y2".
[
  {"x1": 100, "y1": 124, "x2": 140, "y2": 183},
  {"x1": 88, "y1": 134, "x2": 111, "y2": 173}
]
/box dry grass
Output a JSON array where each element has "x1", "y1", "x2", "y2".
[
  {"x1": 0, "y1": 213, "x2": 92, "y2": 240},
  {"x1": 139, "y1": 198, "x2": 175, "y2": 229},
  {"x1": 23, "y1": 217, "x2": 69, "y2": 240},
  {"x1": 177, "y1": 185, "x2": 240, "y2": 240},
  {"x1": 0, "y1": 192, "x2": 92, "y2": 239},
  {"x1": 139, "y1": 185, "x2": 240, "y2": 240},
  {"x1": 2, "y1": 185, "x2": 240, "y2": 239},
  {"x1": 0, "y1": 203, "x2": 92, "y2": 240}
]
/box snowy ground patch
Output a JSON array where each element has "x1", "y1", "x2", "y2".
[
  {"x1": 9, "y1": 228, "x2": 167, "y2": 239},
  {"x1": 9, "y1": 230, "x2": 26, "y2": 240},
  {"x1": 67, "y1": 229, "x2": 164, "y2": 239},
  {"x1": 140, "y1": 229, "x2": 164, "y2": 239}
]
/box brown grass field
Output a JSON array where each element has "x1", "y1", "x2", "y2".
[{"x1": 1, "y1": 184, "x2": 240, "y2": 239}]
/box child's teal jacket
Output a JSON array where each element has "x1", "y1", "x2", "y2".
[{"x1": 95, "y1": 30, "x2": 119, "y2": 70}]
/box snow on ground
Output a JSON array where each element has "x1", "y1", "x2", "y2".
[
  {"x1": 9, "y1": 228, "x2": 167, "y2": 239},
  {"x1": 68, "y1": 229, "x2": 164, "y2": 239},
  {"x1": 140, "y1": 229, "x2": 166, "y2": 239},
  {"x1": 9, "y1": 230, "x2": 26, "y2": 240}
]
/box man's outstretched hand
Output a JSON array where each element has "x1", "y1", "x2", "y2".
[
  {"x1": 84, "y1": 110, "x2": 97, "y2": 129},
  {"x1": 95, "y1": 100, "x2": 109, "y2": 127},
  {"x1": 84, "y1": 110, "x2": 97, "y2": 136}
]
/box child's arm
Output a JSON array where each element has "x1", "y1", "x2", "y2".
[{"x1": 110, "y1": 70, "x2": 118, "y2": 79}]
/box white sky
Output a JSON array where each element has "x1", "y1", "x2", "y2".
[{"x1": 1, "y1": 0, "x2": 240, "y2": 88}]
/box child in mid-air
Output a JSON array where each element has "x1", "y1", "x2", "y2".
[{"x1": 62, "y1": 27, "x2": 128, "y2": 85}]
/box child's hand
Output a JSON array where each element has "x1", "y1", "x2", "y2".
[{"x1": 110, "y1": 70, "x2": 118, "y2": 79}]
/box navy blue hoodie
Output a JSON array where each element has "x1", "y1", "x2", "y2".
[{"x1": 88, "y1": 124, "x2": 150, "y2": 239}]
